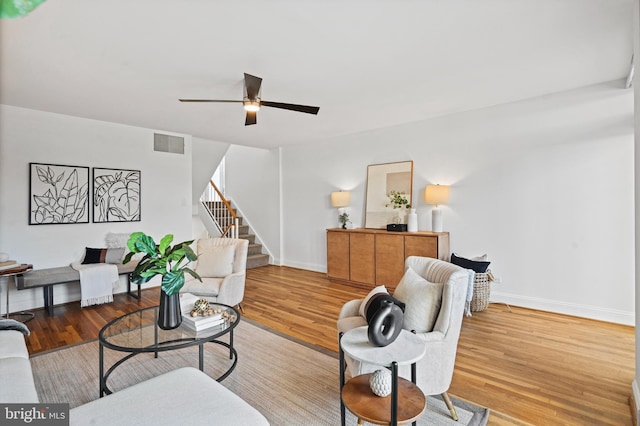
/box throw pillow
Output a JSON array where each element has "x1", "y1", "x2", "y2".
[
  {"x1": 81, "y1": 247, "x2": 125, "y2": 264},
  {"x1": 195, "y1": 245, "x2": 235, "y2": 278},
  {"x1": 0, "y1": 319, "x2": 29, "y2": 336},
  {"x1": 82, "y1": 247, "x2": 104, "y2": 264},
  {"x1": 393, "y1": 267, "x2": 443, "y2": 333},
  {"x1": 358, "y1": 285, "x2": 387, "y2": 318},
  {"x1": 451, "y1": 252, "x2": 490, "y2": 273}
]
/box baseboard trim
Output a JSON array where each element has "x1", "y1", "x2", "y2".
[{"x1": 491, "y1": 291, "x2": 634, "y2": 325}]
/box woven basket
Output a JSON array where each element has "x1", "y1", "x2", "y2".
[{"x1": 470, "y1": 272, "x2": 491, "y2": 312}]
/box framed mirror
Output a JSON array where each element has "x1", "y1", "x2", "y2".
[{"x1": 364, "y1": 161, "x2": 414, "y2": 228}]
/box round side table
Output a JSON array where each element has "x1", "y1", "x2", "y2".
[
  {"x1": 0, "y1": 264, "x2": 34, "y2": 322},
  {"x1": 339, "y1": 326, "x2": 426, "y2": 426}
]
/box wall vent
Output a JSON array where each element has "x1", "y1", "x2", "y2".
[{"x1": 154, "y1": 133, "x2": 184, "y2": 154}]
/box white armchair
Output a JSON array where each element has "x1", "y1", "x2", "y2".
[
  {"x1": 181, "y1": 238, "x2": 249, "y2": 311},
  {"x1": 337, "y1": 256, "x2": 470, "y2": 420}
]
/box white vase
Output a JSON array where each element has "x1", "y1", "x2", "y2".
[
  {"x1": 407, "y1": 209, "x2": 417, "y2": 232},
  {"x1": 369, "y1": 369, "x2": 392, "y2": 397}
]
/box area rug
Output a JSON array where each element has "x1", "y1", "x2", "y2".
[{"x1": 30, "y1": 320, "x2": 489, "y2": 426}]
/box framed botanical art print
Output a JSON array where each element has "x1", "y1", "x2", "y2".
[
  {"x1": 29, "y1": 163, "x2": 90, "y2": 225},
  {"x1": 93, "y1": 167, "x2": 141, "y2": 223}
]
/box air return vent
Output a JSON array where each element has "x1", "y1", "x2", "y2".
[{"x1": 154, "y1": 133, "x2": 184, "y2": 154}]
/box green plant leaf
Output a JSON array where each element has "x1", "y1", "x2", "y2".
[
  {"x1": 0, "y1": 0, "x2": 46, "y2": 18},
  {"x1": 158, "y1": 234, "x2": 173, "y2": 256},
  {"x1": 183, "y1": 267, "x2": 201, "y2": 282},
  {"x1": 162, "y1": 270, "x2": 185, "y2": 296},
  {"x1": 134, "y1": 235, "x2": 158, "y2": 256},
  {"x1": 126, "y1": 232, "x2": 145, "y2": 253}
]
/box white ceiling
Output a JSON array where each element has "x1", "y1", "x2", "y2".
[{"x1": 0, "y1": 0, "x2": 634, "y2": 149}]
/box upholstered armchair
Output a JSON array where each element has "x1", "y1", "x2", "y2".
[
  {"x1": 337, "y1": 256, "x2": 470, "y2": 420},
  {"x1": 181, "y1": 238, "x2": 249, "y2": 311}
]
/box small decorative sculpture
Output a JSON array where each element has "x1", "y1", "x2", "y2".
[
  {"x1": 369, "y1": 369, "x2": 392, "y2": 397},
  {"x1": 367, "y1": 299, "x2": 404, "y2": 347},
  {"x1": 193, "y1": 298, "x2": 210, "y2": 314}
]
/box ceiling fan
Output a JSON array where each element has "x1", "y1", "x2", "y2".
[{"x1": 179, "y1": 73, "x2": 320, "y2": 126}]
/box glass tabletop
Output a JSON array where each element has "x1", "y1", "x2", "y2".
[{"x1": 99, "y1": 304, "x2": 240, "y2": 352}]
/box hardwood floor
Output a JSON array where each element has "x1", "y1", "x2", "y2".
[{"x1": 23, "y1": 265, "x2": 634, "y2": 425}]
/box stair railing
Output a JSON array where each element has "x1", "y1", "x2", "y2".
[{"x1": 201, "y1": 180, "x2": 239, "y2": 239}]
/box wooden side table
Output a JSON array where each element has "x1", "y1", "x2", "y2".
[
  {"x1": 340, "y1": 326, "x2": 426, "y2": 426},
  {"x1": 1, "y1": 264, "x2": 34, "y2": 322}
]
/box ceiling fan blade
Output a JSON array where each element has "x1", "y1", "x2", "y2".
[
  {"x1": 245, "y1": 111, "x2": 257, "y2": 126},
  {"x1": 244, "y1": 73, "x2": 263, "y2": 100},
  {"x1": 179, "y1": 99, "x2": 242, "y2": 103},
  {"x1": 261, "y1": 101, "x2": 320, "y2": 115}
]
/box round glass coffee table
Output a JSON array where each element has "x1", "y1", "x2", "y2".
[{"x1": 99, "y1": 303, "x2": 239, "y2": 396}]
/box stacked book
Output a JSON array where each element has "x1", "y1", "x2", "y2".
[
  {"x1": 181, "y1": 312, "x2": 225, "y2": 332},
  {"x1": 0, "y1": 260, "x2": 18, "y2": 272}
]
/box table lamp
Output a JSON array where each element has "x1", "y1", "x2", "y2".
[
  {"x1": 331, "y1": 191, "x2": 351, "y2": 228},
  {"x1": 424, "y1": 184, "x2": 450, "y2": 232}
]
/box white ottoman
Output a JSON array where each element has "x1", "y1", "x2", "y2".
[{"x1": 70, "y1": 367, "x2": 269, "y2": 426}]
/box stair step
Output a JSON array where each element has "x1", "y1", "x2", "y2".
[
  {"x1": 247, "y1": 253, "x2": 269, "y2": 269},
  {"x1": 239, "y1": 234, "x2": 256, "y2": 244},
  {"x1": 248, "y1": 243, "x2": 263, "y2": 255}
]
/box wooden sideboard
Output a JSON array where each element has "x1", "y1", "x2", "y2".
[{"x1": 326, "y1": 228, "x2": 450, "y2": 288}]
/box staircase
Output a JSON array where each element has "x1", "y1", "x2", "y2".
[{"x1": 203, "y1": 200, "x2": 270, "y2": 269}]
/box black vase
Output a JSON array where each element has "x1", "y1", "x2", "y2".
[
  {"x1": 367, "y1": 299, "x2": 404, "y2": 347},
  {"x1": 158, "y1": 291, "x2": 182, "y2": 330}
]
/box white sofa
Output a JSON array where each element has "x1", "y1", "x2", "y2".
[
  {"x1": 0, "y1": 328, "x2": 39, "y2": 403},
  {"x1": 0, "y1": 326, "x2": 269, "y2": 425}
]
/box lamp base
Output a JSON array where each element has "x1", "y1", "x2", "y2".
[{"x1": 431, "y1": 208, "x2": 443, "y2": 232}]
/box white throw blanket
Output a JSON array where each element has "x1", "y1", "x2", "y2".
[{"x1": 71, "y1": 262, "x2": 118, "y2": 307}]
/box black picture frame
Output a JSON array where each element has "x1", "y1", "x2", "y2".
[
  {"x1": 29, "y1": 162, "x2": 90, "y2": 225},
  {"x1": 93, "y1": 167, "x2": 141, "y2": 223}
]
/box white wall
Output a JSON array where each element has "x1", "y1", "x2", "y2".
[
  {"x1": 191, "y1": 137, "x2": 230, "y2": 207},
  {"x1": 224, "y1": 145, "x2": 281, "y2": 263},
  {"x1": 0, "y1": 105, "x2": 193, "y2": 312},
  {"x1": 278, "y1": 82, "x2": 634, "y2": 324},
  {"x1": 191, "y1": 137, "x2": 230, "y2": 239}
]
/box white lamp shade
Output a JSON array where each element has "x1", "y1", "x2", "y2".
[
  {"x1": 424, "y1": 185, "x2": 450, "y2": 206},
  {"x1": 331, "y1": 191, "x2": 351, "y2": 208}
]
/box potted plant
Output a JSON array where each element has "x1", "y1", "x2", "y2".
[
  {"x1": 385, "y1": 190, "x2": 411, "y2": 224},
  {"x1": 338, "y1": 211, "x2": 351, "y2": 229},
  {"x1": 124, "y1": 232, "x2": 201, "y2": 330}
]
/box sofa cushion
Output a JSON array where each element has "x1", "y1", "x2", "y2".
[
  {"x1": 0, "y1": 357, "x2": 39, "y2": 403},
  {"x1": 196, "y1": 245, "x2": 235, "y2": 278},
  {"x1": 69, "y1": 367, "x2": 269, "y2": 426},
  {"x1": 181, "y1": 277, "x2": 223, "y2": 297},
  {"x1": 393, "y1": 267, "x2": 443, "y2": 333},
  {"x1": 0, "y1": 330, "x2": 29, "y2": 359}
]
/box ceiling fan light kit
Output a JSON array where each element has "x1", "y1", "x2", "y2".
[
  {"x1": 180, "y1": 73, "x2": 319, "y2": 126},
  {"x1": 243, "y1": 99, "x2": 261, "y2": 112}
]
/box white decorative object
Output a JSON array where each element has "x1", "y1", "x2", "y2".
[
  {"x1": 0, "y1": 253, "x2": 8, "y2": 262},
  {"x1": 407, "y1": 209, "x2": 418, "y2": 232},
  {"x1": 369, "y1": 369, "x2": 392, "y2": 397}
]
